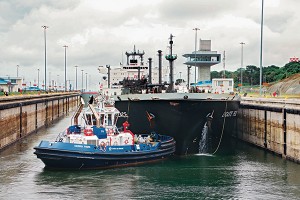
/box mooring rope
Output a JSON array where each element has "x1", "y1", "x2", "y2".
[{"x1": 212, "y1": 101, "x2": 228, "y2": 155}]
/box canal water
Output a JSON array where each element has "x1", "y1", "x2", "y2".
[{"x1": 1, "y1": 115, "x2": 300, "y2": 200}]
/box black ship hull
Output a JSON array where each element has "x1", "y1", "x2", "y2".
[{"x1": 113, "y1": 93, "x2": 240, "y2": 155}]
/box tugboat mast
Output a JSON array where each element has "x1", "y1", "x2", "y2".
[{"x1": 165, "y1": 34, "x2": 177, "y2": 92}]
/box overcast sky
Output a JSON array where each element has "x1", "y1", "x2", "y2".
[{"x1": 0, "y1": 0, "x2": 299, "y2": 90}]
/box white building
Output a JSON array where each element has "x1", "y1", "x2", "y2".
[
  {"x1": 212, "y1": 78, "x2": 234, "y2": 94},
  {"x1": 0, "y1": 76, "x2": 23, "y2": 92}
]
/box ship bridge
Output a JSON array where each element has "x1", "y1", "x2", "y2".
[{"x1": 183, "y1": 40, "x2": 221, "y2": 82}]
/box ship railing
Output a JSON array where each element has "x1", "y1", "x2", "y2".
[{"x1": 55, "y1": 131, "x2": 66, "y2": 142}]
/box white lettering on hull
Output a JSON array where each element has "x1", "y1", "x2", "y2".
[{"x1": 222, "y1": 111, "x2": 238, "y2": 118}]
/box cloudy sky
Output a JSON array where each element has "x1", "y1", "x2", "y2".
[{"x1": 0, "y1": 0, "x2": 299, "y2": 90}]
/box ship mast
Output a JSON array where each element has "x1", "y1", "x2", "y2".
[{"x1": 165, "y1": 34, "x2": 177, "y2": 92}]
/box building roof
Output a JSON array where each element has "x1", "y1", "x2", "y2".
[
  {"x1": 191, "y1": 80, "x2": 212, "y2": 86},
  {"x1": 0, "y1": 79, "x2": 8, "y2": 84},
  {"x1": 0, "y1": 78, "x2": 18, "y2": 85},
  {"x1": 182, "y1": 51, "x2": 220, "y2": 58}
]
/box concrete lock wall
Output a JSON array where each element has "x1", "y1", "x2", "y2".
[
  {"x1": 286, "y1": 112, "x2": 300, "y2": 162},
  {"x1": 0, "y1": 95, "x2": 79, "y2": 150},
  {"x1": 238, "y1": 99, "x2": 300, "y2": 163}
]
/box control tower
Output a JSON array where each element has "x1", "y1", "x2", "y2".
[{"x1": 183, "y1": 40, "x2": 221, "y2": 82}]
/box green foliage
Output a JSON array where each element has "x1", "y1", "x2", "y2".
[{"x1": 211, "y1": 62, "x2": 300, "y2": 85}]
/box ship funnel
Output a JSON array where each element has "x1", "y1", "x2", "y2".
[
  {"x1": 157, "y1": 50, "x2": 162, "y2": 85},
  {"x1": 148, "y1": 57, "x2": 152, "y2": 84}
]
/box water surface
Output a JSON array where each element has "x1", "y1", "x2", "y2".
[{"x1": 1, "y1": 116, "x2": 300, "y2": 200}]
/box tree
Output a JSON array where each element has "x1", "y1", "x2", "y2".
[
  {"x1": 282, "y1": 62, "x2": 300, "y2": 78},
  {"x1": 263, "y1": 65, "x2": 280, "y2": 83},
  {"x1": 210, "y1": 61, "x2": 300, "y2": 86}
]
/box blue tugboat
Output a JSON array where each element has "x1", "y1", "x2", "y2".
[{"x1": 34, "y1": 94, "x2": 175, "y2": 170}]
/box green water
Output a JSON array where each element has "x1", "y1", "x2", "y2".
[{"x1": 1, "y1": 116, "x2": 300, "y2": 200}]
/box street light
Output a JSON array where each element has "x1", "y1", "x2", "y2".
[
  {"x1": 193, "y1": 28, "x2": 200, "y2": 84},
  {"x1": 74, "y1": 66, "x2": 78, "y2": 90},
  {"x1": 17, "y1": 65, "x2": 19, "y2": 77},
  {"x1": 85, "y1": 72, "x2": 88, "y2": 91},
  {"x1": 41, "y1": 25, "x2": 48, "y2": 91},
  {"x1": 259, "y1": 0, "x2": 264, "y2": 96},
  {"x1": 63, "y1": 45, "x2": 68, "y2": 92},
  {"x1": 56, "y1": 74, "x2": 59, "y2": 89},
  {"x1": 240, "y1": 42, "x2": 245, "y2": 93},
  {"x1": 81, "y1": 69, "x2": 84, "y2": 91},
  {"x1": 49, "y1": 71, "x2": 51, "y2": 88},
  {"x1": 37, "y1": 68, "x2": 40, "y2": 88}
]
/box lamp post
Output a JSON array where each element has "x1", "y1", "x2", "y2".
[
  {"x1": 259, "y1": 0, "x2": 264, "y2": 96},
  {"x1": 17, "y1": 65, "x2": 19, "y2": 77},
  {"x1": 81, "y1": 69, "x2": 84, "y2": 91},
  {"x1": 67, "y1": 79, "x2": 72, "y2": 91},
  {"x1": 240, "y1": 42, "x2": 245, "y2": 93},
  {"x1": 41, "y1": 25, "x2": 48, "y2": 91},
  {"x1": 187, "y1": 66, "x2": 191, "y2": 90},
  {"x1": 193, "y1": 28, "x2": 200, "y2": 84},
  {"x1": 74, "y1": 66, "x2": 78, "y2": 91},
  {"x1": 85, "y1": 72, "x2": 88, "y2": 91},
  {"x1": 37, "y1": 68, "x2": 40, "y2": 88},
  {"x1": 63, "y1": 45, "x2": 68, "y2": 92},
  {"x1": 56, "y1": 74, "x2": 59, "y2": 90},
  {"x1": 49, "y1": 71, "x2": 51, "y2": 89}
]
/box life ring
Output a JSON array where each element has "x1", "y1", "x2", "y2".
[
  {"x1": 124, "y1": 139, "x2": 129, "y2": 144},
  {"x1": 84, "y1": 128, "x2": 93, "y2": 136}
]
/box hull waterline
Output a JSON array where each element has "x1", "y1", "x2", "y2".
[{"x1": 34, "y1": 138, "x2": 175, "y2": 170}]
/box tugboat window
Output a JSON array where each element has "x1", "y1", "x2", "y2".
[
  {"x1": 108, "y1": 114, "x2": 112, "y2": 126},
  {"x1": 86, "y1": 114, "x2": 92, "y2": 125},
  {"x1": 114, "y1": 114, "x2": 119, "y2": 125},
  {"x1": 92, "y1": 114, "x2": 96, "y2": 125},
  {"x1": 100, "y1": 114, "x2": 105, "y2": 126}
]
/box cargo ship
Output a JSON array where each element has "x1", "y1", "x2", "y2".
[
  {"x1": 97, "y1": 36, "x2": 240, "y2": 155},
  {"x1": 113, "y1": 93, "x2": 239, "y2": 155}
]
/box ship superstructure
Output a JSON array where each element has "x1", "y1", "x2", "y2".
[{"x1": 98, "y1": 46, "x2": 168, "y2": 89}]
